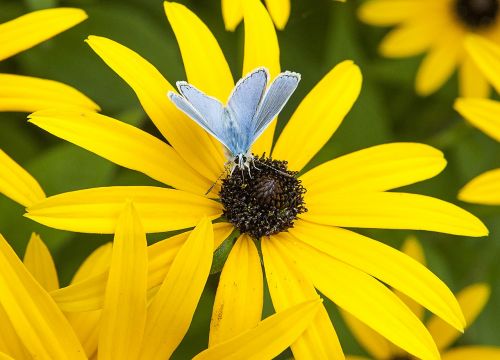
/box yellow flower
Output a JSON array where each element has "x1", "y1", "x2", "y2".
[
  {"x1": 25, "y1": 1, "x2": 488, "y2": 359},
  {"x1": 0, "y1": 210, "x2": 322, "y2": 359},
  {"x1": 454, "y1": 35, "x2": 500, "y2": 205},
  {"x1": 358, "y1": 0, "x2": 500, "y2": 97},
  {"x1": 343, "y1": 236, "x2": 500, "y2": 360},
  {"x1": 0, "y1": 8, "x2": 98, "y2": 112}
]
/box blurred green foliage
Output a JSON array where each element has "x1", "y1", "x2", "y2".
[{"x1": 0, "y1": 0, "x2": 499, "y2": 357}]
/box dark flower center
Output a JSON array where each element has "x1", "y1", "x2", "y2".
[
  {"x1": 219, "y1": 155, "x2": 307, "y2": 239},
  {"x1": 455, "y1": 0, "x2": 499, "y2": 28}
]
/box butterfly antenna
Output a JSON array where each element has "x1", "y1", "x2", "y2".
[
  {"x1": 204, "y1": 167, "x2": 229, "y2": 196},
  {"x1": 254, "y1": 159, "x2": 295, "y2": 178}
]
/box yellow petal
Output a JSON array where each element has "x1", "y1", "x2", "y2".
[
  {"x1": 357, "y1": 0, "x2": 428, "y2": 26},
  {"x1": 29, "y1": 108, "x2": 212, "y2": 194},
  {"x1": 139, "y1": 218, "x2": 213, "y2": 360},
  {"x1": 454, "y1": 98, "x2": 500, "y2": 142},
  {"x1": 300, "y1": 143, "x2": 446, "y2": 194},
  {"x1": 51, "y1": 223, "x2": 232, "y2": 313},
  {"x1": 0, "y1": 8, "x2": 87, "y2": 61},
  {"x1": 71, "y1": 244, "x2": 113, "y2": 284},
  {"x1": 26, "y1": 186, "x2": 222, "y2": 234},
  {"x1": 0, "y1": 305, "x2": 31, "y2": 359},
  {"x1": 427, "y1": 283, "x2": 490, "y2": 351},
  {"x1": 222, "y1": 0, "x2": 243, "y2": 31},
  {"x1": 458, "y1": 168, "x2": 500, "y2": 205},
  {"x1": 0, "y1": 74, "x2": 99, "y2": 112},
  {"x1": 243, "y1": 0, "x2": 281, "y2": 156},
  {"x1": 194, "y1": 299, "x2": 322, "y2": 360},
  {"x1": 23, "y1": 233, "x2": 59, "y2": 292},
  {"x1": 164, "y1": 2, "x2": 234, "y2": 100},
  {"x1": 464, "y1": 34, "x2": 500, "y2": 93},
  {"x1": 0, "y1": 149, "x2": 45, "y2": 207},
  {"x1": 290, "y1": 221, "x2": 465, "y2": 331},
  {"x1": 281, "y1": 235, "x2": 440, "y2": 360},
  {"x1": 345, "y1": 357, "x2": 372, "y2": 360},
  {"x1": 0, "y1": 351, "x2": 14, "y2": 360},
  {"x1": 341, "y1": 310, "x2": 393, "y2": 360},
  {"x1": 264, "y1": 0, "x2": 290, "y2": 30},
  {"x1": 273, "y1": 61, "x2": 362, "y2": 171},
  {"x1": 210, "y1": 234, "x2": 263, "y2": 346},
  {"x1": 262, "y1": 236, "x2": 344, "y2": 359},
  {"x1": 441, "y1": 346, "x2": 500, "y2": 360},
  {"x1": 303, "y1": 192, "x2": 488, "y2": 237},
  {"x1": 86, "y1": 35, "x2": 225, "y2": 183},
  {"x1": 458, "y1": 55, "x2": 490, "y2": 98},
  {"x1": 0, "y1": 234, "x2": 85, "y2": 359},
  {"x1": 98, "y1": 203, "x2": 148, "y2": 360}
]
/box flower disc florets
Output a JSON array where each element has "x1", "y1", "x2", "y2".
[
  {"x1": 455, "y1": 0, "x2": 499, "y2": 28},
  {"x1": 219, "y1": 155, "x2": 307, "y2": 239}
]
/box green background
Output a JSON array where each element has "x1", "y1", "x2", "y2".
[{"x1": 0, "y1": 0, "x2": 499, "y2": 358}]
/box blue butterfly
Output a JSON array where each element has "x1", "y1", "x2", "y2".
[{"x1": 168, "y1": 67, "x2": 301, "y2": 170}]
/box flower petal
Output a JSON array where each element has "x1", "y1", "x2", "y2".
[
  {"x1": 222, "y1": 0, "x2": 243, "y2": 31},
  {"x1": 0, "y1": 74, "x2": 99, "y2": 112},
  {"x1": 243, "y1": 0, "x2": 281, "y2": 155},
  {"x1": 458, "y1": 55, "x2": 490, "y2": 98},
  {"x1": 290, "y1": 221, "x2": 465, "y2": 331},
  {"x1": 164, "y1": 2, "x2": 234, "y2": 100},
  {"x1": 441, "y1": 346, "x2": 500, "y2": 360},
  {"x1": 264, "y1": 0, "x2": 290, "y2": 30},
  {"x1": 281, "y1": 235, "x2": 440, "y2": 360},
  {"x1": 262, "y1": 236, "x2": 344, "y2": 359},
  {"x1": 357, "y1": 0, "x2": 429, "y2": 26},
  {"x1": 454, "y1": 98, "x2": 500, "y2": 142},
  {"x1": 464, "y1": 34, "x2": 500, "y2": 93},
  {"x1": 273, "y1": 61, "x2": 362, "y2": 171},
  {"x1": 29, "y1": 108, "x2": 212, "y2": 194},
  {"x1": 86, "y1": 35, "x2": 225, "y2": 183},
  {"x1": 0, "y1": 149, "x2": 45, "y2": 207},
  {"x1": 0, "y1": 234, "x2": 85, "y2": 359},
  {"x1": 0, "y1": 8, "x2": 87, "y2": 61},
  {"x1": 139, "y1": 218, "x2": 213, "y2": 360},
  {"x1": 458, "y1": 168, "x2": 500, "y2": 205},
  {"x1": 0, "y1": 305, "x2": 31, "y2": 359},
  {"x1": 427, "y1": 283, "x2": 490, "y2": 351},
  {"x1": 23, "y1": 233, "x2": 59, "y2": 292},
  {"x1": 194, "y1": 299, "x2": 322, "y2": 360},
  {"x1": 26, "y1": 186, "x2": 222, "y2": 234},
  {"x1": 303, "y1": 192, "x2": 488, "y2": 237},
  {"x1": 300, "y1": 143, "x2": 446, "y2": 194},
  {"x1": 210, "y1": 234, "x2": 263, "y2": 346}
]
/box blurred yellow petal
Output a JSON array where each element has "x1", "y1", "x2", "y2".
[
  {"x1": 282, "y1": 236, "x2": 440, "y2": 360},
  {"x1": 341, "y1": 310, "x2": 393, "y2": 360},
  {"x1": 428, "y1": 283, "x2": 490, "y2": 351},
  {"x1": 290, "y1": 221, "x2": 465, "y2": 331},
  {"x1": 26, "y1": 186, "x2": 222, "y2": 234},
  {"x1": 98, "y1": 203, "x2": 148, "y2": 360},
  {"x1": 464, "y1": 34, "x2": 500, "y2": 93},
  {"x1": 29, "y1": 108, "x2": 212, "y2": 194},
  {"x1": 222, "y1": 0, "x2": 243, "y2": 31},
  {"x1": 210, "y1": 234, "x2": 263, "y2": 346},
  {"x1": 345, "y1": 356, "x2": 372, "y2": 360},
  {"x1": 23, "y1": 233, "x2": 59, "y2": 292},
  {"x1": 164, "y1": 2, "x2": 234, "y2": 100},
  {"x1": 0, "y1": 234, "x2": 85, "y2": 359},
  {"x1": 0, "y1": 74, "x2": 99, "y2": 112},
  {"x1": 243, "y1": 0, "x2": 280, "y2": 155},
  {"x1": 300, "y1": 143, "x2": 446, "y2": 194},
  {"x1": 358, "y1": 0, "x2": 428, "y2": 26},
  {"x1": 264, "y1": 0, "x2": 290, "y2": 30},
  {"x1": 194, "y1": 299, "x2": 322, "y2": 360},
  {"x1": 303, "y1": 192, "x2": 488, "y2": 237},
  {"x1": 0, "y1": 8, "x2": 87, "y2": 61},
  {"x1": 262, "y1": 236, "x2": 344, "y2": 359},
  {"x1": 86, "y1": 35, "x2": 224, "y2": 183},
  {"x1": 139, "y1": 218, "x2": 213, "y2": 360},
  {"x1": 52, "y1": 224, "x2": 232, "y2": 313},
  {"x1": 458, "y1": 168, "x2": 500, "y2": 205},
  {"x1": 441, "y1": 346, "x2": 500, "y2": 360},
  {"x1": 273, "y1": 61, "x2": 362, "y2": 171},
  {"x1": 454, "y1": 98, "x2": 500, "y2": 142},
  {"x1": 0, "y1": 352, "x2": 13, "y2": 360},
  {"x1": 0, "y1": 149, "x2": 45, "y2": 207},
  {"x1": 459, "y1": 56, "x2": 490, "y2": 98},
  {"x1": 0, "y1": 305, "x2": 31, "y2": 359}
]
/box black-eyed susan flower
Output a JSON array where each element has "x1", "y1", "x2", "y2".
[
  {"x1": 454, "y1": 35, "x2": 500, "y2": 205},
  {"x1": 0, "y1": 8, "x2": 98, "y2": 113},
  {"x1": 343, "y1": 236, "x2": 500, "y2": 360},
  {"x1": 0, "y1": 208, "x2": 321, "y2": 359},
  {"x1": 26, "y1": 1, "x2": 488, "y2": 359},
  {"x1": 358, "y1": 0, "x2": 500, "y2": 97}
]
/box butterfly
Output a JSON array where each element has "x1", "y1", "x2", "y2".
[{"x1": 168, "y1": 67, "x2": 301, "y2": 171}]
